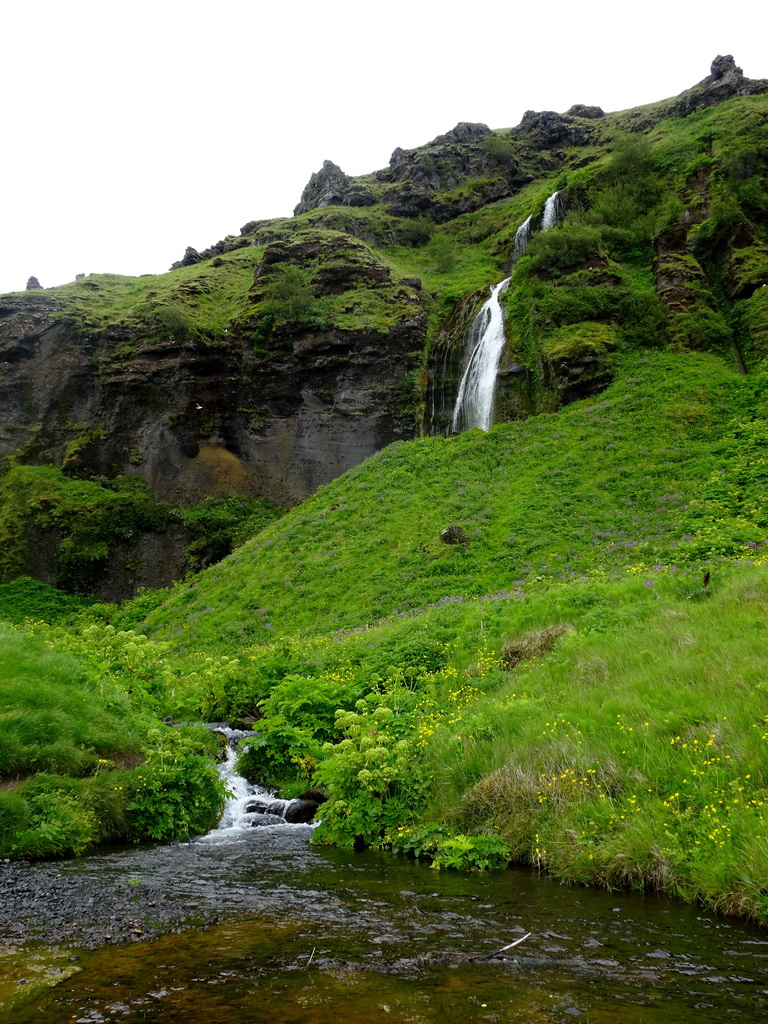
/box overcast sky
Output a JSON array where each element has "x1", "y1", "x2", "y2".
[{"x1": 1, "y1": 1, "x2": 763, "y2": 295}]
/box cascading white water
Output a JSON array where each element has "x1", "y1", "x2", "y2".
[
  {"x1": 542, "y1": 189, "x2": 565, "y2": 231},
  {"x1": 451, "y1": 278, "x2": 510, "y2": 432},
  {"x1": 450, "y1": 212, "x2": 535, "y2": 433},
  {"x1": 512, "y1": 213, "x2": 533, "y2": 260},
  {"x1": 197, "y1": 726, "x2": 312, "y2": 842}
]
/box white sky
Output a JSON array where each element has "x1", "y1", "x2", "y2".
[{"x1": 1, "y1": 0, "x2": 763, "y2": 295}]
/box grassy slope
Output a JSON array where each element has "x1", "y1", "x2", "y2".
[
  {"x1": 117, "y1": 347, "x2": 768, "y2": 921},
  {"x1": 137, "y1": 350, "x2": 765, "y2": 648},
  {"x1": 0, "y1": 622, "x2": 226, "y2": 859}
]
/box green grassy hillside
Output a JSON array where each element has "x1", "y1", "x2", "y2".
[
  {"x1": 0, "y1": 623, "x2": 225, "y2": 858},
  {"x1": 136, "y1": 350, "x2": 767, "y2": 647}
]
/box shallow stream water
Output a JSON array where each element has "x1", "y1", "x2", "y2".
[
  {"x1": 3, "y1": 741, "x2": 768, "y2": 1023},
  {"x1": 3, "y1": 823, "x2": 768, "y2": 1023}
]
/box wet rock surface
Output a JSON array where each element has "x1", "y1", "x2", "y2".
[{"x1": 0, "y1": 858, "x2": 212, "y2": 949}]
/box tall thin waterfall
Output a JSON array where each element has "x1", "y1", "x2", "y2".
[
  {"x1": 451, "y1": 279, "x2": 510, "y2": 433},
  {"x1": 542, "y1": 189, "x2": 565, "y2": 231},
  {"x1": 512, "y1": 214, "x2": 532, "y2": 260},
  {"x1": 450, "y1": 211, "x2": 536, "y2": 433}
]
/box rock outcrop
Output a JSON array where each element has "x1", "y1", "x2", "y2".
[
  {"x1": 0, "y1": 231, "x2": 425, "y2": 511},
  {"x1": 672, "y1": 55, "x2": 768, "y2": 117},
  {"x1": 25, "y1": 276, "x2": 42, "y2": 290},
  {"x1": 293, "y1": 161, "x2": 376, "y2": 216}
]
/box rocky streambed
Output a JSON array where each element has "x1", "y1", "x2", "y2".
[{"x1": 2, "y1": 825, "x2": 768, "y2": 1023}]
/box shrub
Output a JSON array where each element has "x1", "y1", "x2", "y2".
[
  {"x1": 127, "y1": 731, "x2": 226, "y2": 841},
  {"x1": 389, "y1": 821, "x2": 510, "y2": 871}
]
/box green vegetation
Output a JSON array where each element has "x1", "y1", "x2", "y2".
[
  {"x1": 2, "y1": 81, "x2": 768, "y2": 925},
  {"x1": 0, "y1": 624, "x2": 225, "y2": 857},
  {"x1": 0, "y1": 463, "x2": 283, "y2": 593},
  {"x1": 135, "y1": 351, "x2": 765, "y2": 646}
]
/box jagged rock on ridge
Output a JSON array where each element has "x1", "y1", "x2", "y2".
[
  {"x1": 566, "y1": 104, "x2": 605, "y2": 119},
  {"x1": 672, "y1": 54, "x2": 768, "y2": 116},
  {"x1": 25, "y1": 276, "x2": 42, "y2": 290},
  {"x1": 514, "y1": 110, "x2": 587, "y2": 147},
  {"x1": 430, "y1": 121, "x2": 492, "y2": 145},
  {"x1": 294, "y1": 160, "x2": 354, "y2": 215}
]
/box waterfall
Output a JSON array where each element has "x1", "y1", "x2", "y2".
[
  {"x1": 512, "y1": 214, "x2": 532, "y2": 261},
  {"x1": 451, "y1": 279, "x2": 510, "y2": 432},
  {"x1": 197, "y1": 725, "x2": 315, "y2": 841},
  {"x1": 450, "y1": 212, "x2": 535, "y2": 433},
  {"x1": 542, "y1": 189, "x2": 565, "y2": 231}
]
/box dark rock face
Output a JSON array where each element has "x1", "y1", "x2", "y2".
[
  {"x1": 25, "y1": 276, "x2": 42, "y2": 290},
  {"x1": 431, "y1": 121, "x2": 492, "y2": 144},
  {"x1": 180, "y1": 247, "x2": 201, "y2": 267},
  {"x1": 514, "y1": 110, "x2": 587, "y2": 147},
  {"x1": 0, "y1": 233, "x2": 424, "y2": 514},
  {"x1": 293, "y1": 161, "x2": 376, "y2": 216},
  {"x1": 672, "y1": 55, "x2": 768, "y2": 117},
  {"x1": 566, "y1": 104, "x2": 605, "y2": 119}
]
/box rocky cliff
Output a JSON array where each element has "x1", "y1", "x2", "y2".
[{"x1": 0, "y1": 232, "x2": 424, "y2": 510}]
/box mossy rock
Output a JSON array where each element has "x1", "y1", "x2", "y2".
[{"x1": 543, "y1": 321, "x2": 618, "y2": 360}]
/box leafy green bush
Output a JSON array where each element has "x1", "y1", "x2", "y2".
[
  {"x1": 312, "y1": 700, "x2": 427, "y2": 848},
  {"x1": 236, "y1": 719, "x2": 321, "y2": 787},
  {"x1": 389, "y1": 821, "x2": 510, "y2": 871},
  {"x1": 2, "y1": 790, "x2": 97, "y2": 858},
  {"x1": 127, "y1": 731, "x2": 226, "y2": 841}
]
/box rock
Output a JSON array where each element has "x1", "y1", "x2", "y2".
[
  {"x1": 343, "y1": 183, "x2": 376, "y2": 208},
  {"x1": 386, "y1": 182, "x2": 434, "y2": 217},
  {"x1": 247, "y1": 813, "x2": 286, "y2": 827},
  {"x1": 25, "y1": 276, "x2": 42, "y2": 290},
  {"x1": 180, "y1": 247, "x2": 201, "y2": 267},
  {"x1": 566, "y1": 104, "x2": 604, "y2": 119},
  {"x1": 514, "y1": 110, "x2": 586, "y2": 147},
  {"x1": 430, "y1": 121, "x2": 492, "y2": 145},
  {"x1": 710, "y1": 54, "x2": 740, "y2": 80},
  {"x1": 76, "y1": 273, "x2": 85, "y2": 280},
  {"x1": 672, "y1": 55, "x2": 768, "y2": 117},
  {"x1": 283, "y1": 799, "x2": 320, "y2": 823},
  {"x1": 294, "y1": 160, "x2": 352, "y2": 215},
  {"x1": 440, "y1": 524, "x2": 468, "y2": 546},
  {"x1": 244, "y1": 800, "x2": 270, "y2": 814}
]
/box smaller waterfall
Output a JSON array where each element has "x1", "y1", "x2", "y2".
[
  {"x1": 451, "y1": 279, "x2": 510, "y2": 433},
  {"x1": 512, "y1": 214, "x2": 532, "y2": 261},
  {"x1": 448, "y1": 211, "x2": 538, "y2": 435},
  {"x1": 542, "y1": 189, "x2": 565, "y2": 231},
  {"x1": 198, "y1": 726, "x2": 315, "y2": 842}
]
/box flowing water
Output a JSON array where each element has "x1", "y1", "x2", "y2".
[
  {"x1": 512, "y1": 214, "x2": 532, "y2": 261},
  {"x1": 451, "y1": 214, "x2": 534, "y2": 434},
  {"x1": 542, "y1": 190, "x2": 565, "y2": 232},
  {"x1": 3, "y1": 750, "x2": 768, "y2": 1023},
  {"x1": 451, "y1": 280, "x2": 511, "y2": 433}
]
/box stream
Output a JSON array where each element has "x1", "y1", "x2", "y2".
[{"x1": 2, "y1": 740, "x2": 767, "y2": 1022}]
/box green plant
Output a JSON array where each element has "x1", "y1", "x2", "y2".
[
  {"x1": 389, "y1": 821, "x2": 510, "y2": 870},
  {"x1": 312, "y1": 701, "x2": 427, "y2": 848},
  {"x1": 127, "y1": 731, "x2": 226, "y2": 841}
]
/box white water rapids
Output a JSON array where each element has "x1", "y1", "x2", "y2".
[{"x1": 198, "y1": 726, "x2": 315, "y2": 842}]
